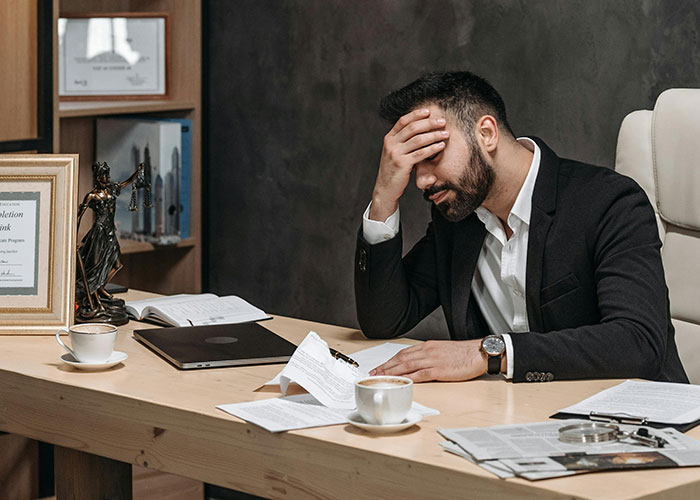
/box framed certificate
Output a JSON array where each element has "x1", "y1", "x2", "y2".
[
  {"x1": 58, "y1": 13, "x2": 169, "y2": 99},
  {"x1": 0, "y1": 155, "x2": 79, "y2": 334}
]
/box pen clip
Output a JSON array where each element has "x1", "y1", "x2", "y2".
[
  {"x1": 329, "y1": 347, "x2": 359, "y2": 368},
  {"x1": 589, "y1": 411, "x2": 648, "y2": 426}
]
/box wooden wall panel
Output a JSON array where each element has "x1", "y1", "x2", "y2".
[{"x1": 0, "y1": 0, "x2": 38, "y2": 142}]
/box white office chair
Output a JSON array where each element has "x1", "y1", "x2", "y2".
[{"x1": 616, "y1": 89, "x2": 700, "y2": 384}]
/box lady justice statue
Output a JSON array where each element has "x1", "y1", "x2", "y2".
[{"x1": 75, "y1": 161, "x2": 151, "y2": 325}]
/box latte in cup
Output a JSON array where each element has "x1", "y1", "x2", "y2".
[
  {"x1": 56, "y1": 323, "x2": 117, "y2": 363},
  {"x1": 355, "y1": 375, "x2": 413, "y2": 425},
  {"x1": 357, "y1": 378, "x2": 411, "y2": 388}
]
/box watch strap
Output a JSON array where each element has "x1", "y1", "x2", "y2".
[{"x1": 487, "y1": 354, "x2": 501, "y2": 375}]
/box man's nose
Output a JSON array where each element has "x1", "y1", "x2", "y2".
[{"x1": 415, "y1": 161, "x2": 437, "y2": 192}]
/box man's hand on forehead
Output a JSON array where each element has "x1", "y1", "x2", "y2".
[{"x1": 369, "y1": 108, "x2": 449, "y2": 222}]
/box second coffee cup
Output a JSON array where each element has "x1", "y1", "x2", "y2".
[
  {"x1": 355, "y1": 375, "x2": 413, "y2": 425},
  {"x1": 56, "y1": 323, "x2": 117, "y2": 363}
]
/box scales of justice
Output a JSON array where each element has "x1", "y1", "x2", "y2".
[{"x1": 74, "y1": 161, "x2": 152, "y2": 325}]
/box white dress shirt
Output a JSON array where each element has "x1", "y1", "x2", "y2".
[{"x1": 362, "y1": 138, "x2": 541, "y2": 379}]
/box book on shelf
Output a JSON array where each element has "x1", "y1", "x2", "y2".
[
  {"x1": 95, "y1": 117, "x2": 185, "y2": 245},
  {"x1": 128, "y1": 116, "x2": 191, "y2": 239},
  {"x1": 125, "y1": 293, "x2": 270, "y2": 327}
]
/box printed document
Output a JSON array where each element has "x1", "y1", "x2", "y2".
[
  {"x1": 278, "y1": 331, "x2": 361, "y2": 409},
  {"x1": 218, "y1": 332, "x2": 439, "y2": 431},
  {"x1": 218, "y1": 395, "x2": 438, "y2": 433},
  {"x1": 264, "y1": 340, "x2": 411, "y2": 387},
  {"x1": 557, "y1": 380, "x2": 700, "y2": 425}
]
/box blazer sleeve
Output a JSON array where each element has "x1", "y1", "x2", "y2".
[
  {"x1": 354, "y1": 223, "x2": 441, "y2": 338},
  {"x1": 510, "y1": 175, "x2": 686, "y2": 382}
]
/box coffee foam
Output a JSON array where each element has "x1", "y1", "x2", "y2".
[
  {"x1": 358, "y1": 378, "x2": 410, "y2": 388},
  {"x1": 71, "y1": 324, "x2": 116, "y2": 335}
]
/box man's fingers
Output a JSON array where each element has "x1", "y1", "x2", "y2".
[
  {"x1": 389, "y1": 108, "x2": 431, "y2": 136},
  {"x1": 370, "y1": 347, "x2": 429, "y2": 376},
  {"x1": 401, "y1": 129, "x2": 449, "y2": 155},
  {"x1": 408, "y1": 141, "x2": 445, "y2": 163},
  {"x1": 394, "y1": 116, "x2": 447, "y2": 144},
  {"x1": 403, "y1": 368, "x2": 437, "y2": 383}
]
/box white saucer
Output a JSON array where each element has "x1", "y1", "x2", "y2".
[
  {"x1": 60, "y1": 351, "x2": 128, "y2": 370},
  {"x1": 347, "y1": 410, "x2": 422, "y2": 433}
]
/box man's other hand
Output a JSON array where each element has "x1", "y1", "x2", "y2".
[
  {"x1": 370, "y1": 108, "x2": 448, "y2": 221},
  {"x1": 369, "y1": 340, "x2": 489, "y2": 382}
]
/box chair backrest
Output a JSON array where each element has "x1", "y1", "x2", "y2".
[{"x1": 615, "y1": 89, "x2": 700, "y2": 384}]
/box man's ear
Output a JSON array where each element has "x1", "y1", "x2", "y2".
[{"x1": 475, "y1": 115, "x2": 499, "y2": 154}]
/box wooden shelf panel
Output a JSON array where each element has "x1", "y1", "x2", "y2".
[
  {"x1": 119, "y1": 237, "x2": 197, "y2": 255},
  {"x1": 58, "y1": 100, "x2": 196, "y2": 118}
]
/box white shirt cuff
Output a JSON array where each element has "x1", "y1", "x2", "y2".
[
  {"x1": 362, "y1": 201, "x2": 400, "y2": 245},
  {"x1": 501, "y1": 333, "x2": 514, "y2": 380}
]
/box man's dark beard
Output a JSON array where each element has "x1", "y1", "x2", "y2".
[{"x1": 423, "y1": 146, "x2": 495, "y2": 222}]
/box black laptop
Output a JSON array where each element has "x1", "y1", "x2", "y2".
[{"x1": 133, "y1": 322, "x2": 297, "y2": 369}]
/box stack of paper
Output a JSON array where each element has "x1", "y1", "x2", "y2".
[
  {"x1": 439, "y1": 420, "x2": 700, "y2": 480},
  {"x1": 218, "y1": 332, "x2": 440, "y2": 432}
]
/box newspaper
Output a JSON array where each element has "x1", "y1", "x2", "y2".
[
  {"x1": 439, "y1": 420, "x2": 698, "y2": 461},
  {"x1": 439, "y1": 420, "x2": 700, "y2": 480}
]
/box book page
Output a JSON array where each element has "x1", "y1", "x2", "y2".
[
  {"x1": 125, "y1": 293, "x2": 207, "y2": 319},
  {"x1": 131, "y1": 294, "x2": 267, "y2": 326},
  {"x1": 557, "y1": 380, "x2": 700, "y2": 424}
]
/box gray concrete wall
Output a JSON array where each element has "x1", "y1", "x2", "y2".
[{"x1": 205, "y1": 0, "x2": 700, "y2": 339}]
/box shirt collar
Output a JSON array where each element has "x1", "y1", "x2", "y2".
[
  {"x1": 509, "y1": 137, "x2": 541, "y2": 226},
  {"x1": 473, "y1": 137, "x2": 541, "y2": 232}
]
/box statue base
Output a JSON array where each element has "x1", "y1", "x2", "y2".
[{"x1": 75, "y1": 296, "x2": 130, "y2": 326}]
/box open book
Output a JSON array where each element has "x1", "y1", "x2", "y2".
[{"x1": 125, "y1": 293, "x2": 270, "y2": 327}]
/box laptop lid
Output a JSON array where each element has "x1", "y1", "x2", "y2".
[{"x1": 133, "y1": 322, "x2": 297, "y2": 369}]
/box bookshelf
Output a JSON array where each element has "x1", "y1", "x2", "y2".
[
  {"x1": 53, "y1": 0, "x2": 203, "y2": 296},
  {"x1": 49, "y1": 1, "x2": 204, "y2": 497}
]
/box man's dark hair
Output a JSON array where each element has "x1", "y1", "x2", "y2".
[{"x1": 379, "y1": 71, "x2": 514, "y2": 139}]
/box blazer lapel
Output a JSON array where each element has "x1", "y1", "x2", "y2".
[
  {"x1": 526, "y1": 138, "x2": 559, "y2": 333},
  {"x1": 450, "y1": 214, "x2": 486, "y2": 339}
]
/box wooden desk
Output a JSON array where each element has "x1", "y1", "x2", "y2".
[{"x1": 1, "y1": 291, "x2": 699, "y2": 499}]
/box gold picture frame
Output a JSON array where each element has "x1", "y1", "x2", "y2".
[{"x1": 0, "y1": 155, "x2": 78, "y2": 334}]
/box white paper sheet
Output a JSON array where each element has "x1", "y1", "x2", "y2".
[
  {"x1": 264, "y1": 340, "x2": 411, "y2": 386},
  {"x1": 277, "y1": 331, "x2": 361, "y2": 409},
  {"x1": 218, "y1": 394, "x2": 349, "y2": 432},
  {"x1": 219, "y1": 332, "x2": 439, "y2": 432},
  {"x1": 557, "y1": 380, "x2": 700, "y2": 425},
  {"x1": 218, "y1": 395, "x2": 440, "y2": 433}
]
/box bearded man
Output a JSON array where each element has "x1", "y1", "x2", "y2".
[{"x1": 354, "y1": 71, "x2": 687, "y2": 383}]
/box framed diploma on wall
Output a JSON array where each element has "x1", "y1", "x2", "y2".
[
  {"x1": 58, "y1": 13, "x2": 169, "y2": 100},
  {"x1": 0, "y1": 156, "x2": 79, "y2": 334}
]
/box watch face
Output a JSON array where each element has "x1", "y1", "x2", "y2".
[{"x1": 482, "y1": 336, "x2": 505, "y2": 356}]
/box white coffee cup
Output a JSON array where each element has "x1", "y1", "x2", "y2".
[
  {"x1": 355, "y1": 375, "x2": 413, "y2": 425},
  {"x1": 56, "y1": 323, "x2": 118, "y2": 363}
]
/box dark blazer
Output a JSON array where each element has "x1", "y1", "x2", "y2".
[{"x1": 355, "y1": 138, "x2": 688, "y2": 383}]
